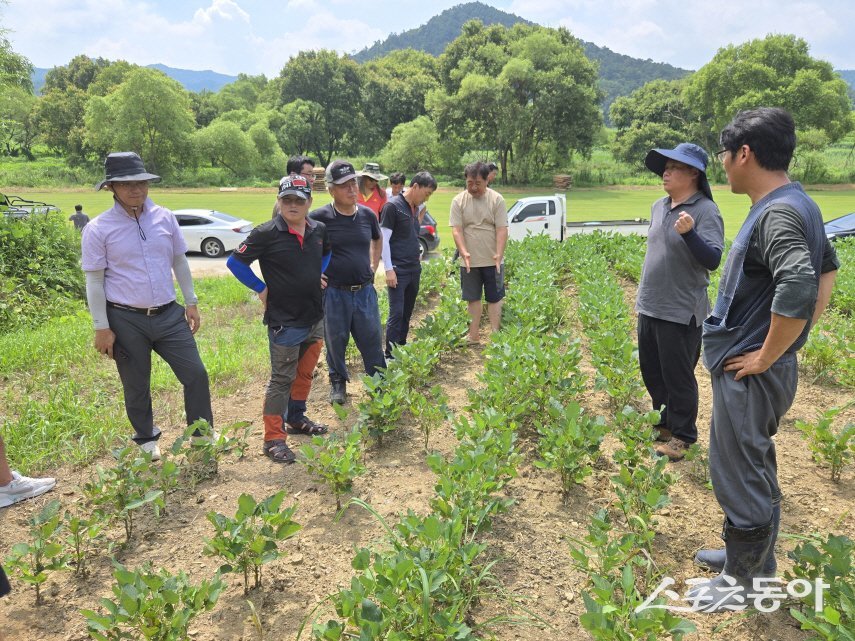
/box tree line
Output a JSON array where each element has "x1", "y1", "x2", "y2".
[{"x1": 1, "y1": 21, "x2": 852, "y2": 186}]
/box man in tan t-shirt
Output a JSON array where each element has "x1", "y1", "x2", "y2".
[{"x1": 450, "y1": 161, "x2": 508, "y2": 345}]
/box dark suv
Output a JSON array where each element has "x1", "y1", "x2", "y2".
[{"x1": 419, "y1": 210, "x2": 440, "y2": 258}]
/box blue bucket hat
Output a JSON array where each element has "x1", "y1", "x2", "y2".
[{"x1": 644, "y1": 143, "x2": 713, "y2": 202}]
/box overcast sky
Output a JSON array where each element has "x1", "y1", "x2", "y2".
[{"x1": 3, "y1": 0, "x2": 854, "y2": 77}]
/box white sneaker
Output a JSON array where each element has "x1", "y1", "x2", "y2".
[
  {"x1": 139, "y1": 441, "x2": 161, "y2": 461},
  {"x1": 191, "y1": 429, "x2": 221, "y2": 445},
  {"x1": 0, "y1": 471, "x2": 57, "y2": 508}
]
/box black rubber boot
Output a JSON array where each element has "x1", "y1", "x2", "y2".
[
  {"x1": 694, "y1": 504, "x2": 780, "y2": 575},
  {"x1": 687, "y1": 518, "x2": 774, "y2": 612},
  {"x1": 329, "y1": 379, "x2": 346, "y2": 405}
]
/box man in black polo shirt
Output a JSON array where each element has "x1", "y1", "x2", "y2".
[
  {"x1": 381, "y1": 171, "x2": 437, "y2": 358},
  {"x1": 226, "y1": 175, "x2": 331, "y2": 463},
  {"x1": 309, "y1": 160, "x2": 385, "y2": 404}
]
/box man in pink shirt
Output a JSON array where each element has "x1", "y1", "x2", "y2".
[{"x1": 81, "y1": 152, "x2": 213, "y2": 461}]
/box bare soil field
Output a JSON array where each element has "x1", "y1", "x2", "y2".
[{"x1": 1, "y1": 287, "x2": 853, "y2": 641}]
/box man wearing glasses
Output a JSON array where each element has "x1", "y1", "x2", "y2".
[
  {"x1": 272, "y1": 155, "x2": 316, "y2": 218},
  {"x1": 82, "y1": 152, "x2": 214, "y2": 461},
  {"x1": 636, "y1": 143, "x2": 724, "y2": 462},
  {"x1": 691, "y1": 108, "x2": 839, "y2": 611},
  {"x1": 310, "y1": 160, "x2": 386, "y2": 404}
]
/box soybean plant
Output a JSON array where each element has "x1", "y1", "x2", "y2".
[
  {"x1": 5, "y1": 499, "x2": 69, "y2": 604},
  {"x1": 796, "y1": 403, "x2": 855, "y2": 482},
  {"x1": 82, "y1": 563, "x2": 223, "y2": 640},
  {"x1": 204, "y1": 491, "x2": 301, "y2": 593},
  {"x1": 301, "y1": 430, "x2": 366, "y2": 510}
]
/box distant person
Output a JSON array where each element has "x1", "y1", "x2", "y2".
[
  {"x1": 69, "y1": 204, "x2": 90, "y2": 230},
  {"x1": 357, "y1": 162, "x2": 388, "y2": 217},
  {"x1": 689, "y1": 108, "x2": 839, "y2": 611},
  {"x1": 486, "y1": 162, "x2": 498, "y2": 185},
  {"x1": 450, "y1": 161, "x2": 508, "y2": 345},
  {"x1": 0, "y1": 434, "x2": 55, "y2": 508},
  {"x1": 386, "y1": 172, "x2": 406, "y2": 198},
  {"x1": 310, "y1": 160, "x2": 386, "y2": 404},
  {"x1": 636, "y1": 143, "x2": 724, "y2": 462},
  {"x1": 380, "y1": 171, "x2": 437, "y2": 358},
  {"x1": 81, "y1": 152, "x2": 214, "y2": 461},
  {"x1": 272, "y1": 155, "x2": 316, "y2": 219},
  {"x1": 228, "y1": 175, "x2": 331, "y2": 464}
]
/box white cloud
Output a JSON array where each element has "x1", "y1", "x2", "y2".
[
  {"x1": 286, "y1": 0, "x2": 318, "y2": 9},
  {"x1": 3, "y1": 0, "x2": 853, "y2": 76},
  {"x1": 193, "y1": 0, "x2": 251, "y2": 26},
  {"x1": 511, "y1": 0, "x2": 855, "y2": 69}
]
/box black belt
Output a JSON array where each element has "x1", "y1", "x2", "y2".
[
  {"x1": 107, "y1": 301, "x2": 175, "y2": 316},
  {"x1": 328, "y1": 282, "x2": 372, "y2": 292}
]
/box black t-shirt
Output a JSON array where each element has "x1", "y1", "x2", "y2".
[
  {"x1": 231, "y1": 216, "x2": 330, "y2": 327},
  {"x1": 309, "y1": 203, "x2": 380, "y2": 286},
  {"x1": 380, "y1": 194, "x2": 421, "y2": 273}
]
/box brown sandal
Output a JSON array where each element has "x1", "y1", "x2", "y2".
[
  {"x1": 263, "y1": 439, "x2": 296, "y2": 464},
  {"x1": 286, "y1": 417, "x2": 329, "y2": 436}
]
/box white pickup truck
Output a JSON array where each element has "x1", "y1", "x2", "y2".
[{"x1": 506, "y1": 194, "x2": 649, "y2": 241}]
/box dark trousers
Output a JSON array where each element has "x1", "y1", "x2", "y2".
[
  {"x1": 637, "y1": 313, "x2": 701, "y2": 443},
  {"x1": 323, "y1": 285, "x2": 386, "y2": 383},
  {"x1": 385, "y1": 269, "x2": 421, "y2": 358},
  {"x1": 107, "y1": 303, "x2": 213, "y2": 443},
  {"x1": 0, "y1": 564, "x2": 10, "y2": 597},
  {"x1": 709, "y1": 356, "x2": 796, "y2": 528}
]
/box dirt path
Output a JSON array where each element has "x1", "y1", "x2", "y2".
[{"x1": 1, "y1": 284, "x2": 853, "y2": 641}]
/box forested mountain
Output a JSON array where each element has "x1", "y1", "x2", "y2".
[
  {"x1": 352, "y1": 2, "x2": 528, "y2": 61},
  {"x1": 838, "y1": 69, "x2": 855, "y2": 99},
  {"x1": 582, "y1": 42, "x2": 688, "y2": 116},
  {"x1": 352, "y1": 2, "x2": 689, "y2": 116}
]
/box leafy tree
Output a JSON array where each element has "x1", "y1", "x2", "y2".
[
  {"x1": 429, "y1": 21, "x2": 602, "y2": 181},
  {"x1": 189, "y1": 90, "x2": 219, "y2": 128},
  {"x1": 215, "y1": 73, "x2": 268, "y2": 113},
  {"x1": 42, "y1": 54, "x2": 110, "y2": 93},
  {"x1": 361, "y1": 49, "x2": 439, "y2": 152},
  {"x1": 0, "y1": 21, "x2": 35, "y2": 157},
  {"x1": 276, "y1": 99, "x2": 325, "y2": 158},
  {"x1": 247, "y1": 120, "x2": 286, "y2": 179},
  {"x1": 609, "y1": 79, "x2": 698, "y2": 166},
  {"x1": 215, "y1": 108, "x2": 258, "y2": 131},
  {"x1": 379, "y1": 115, "x2": 455, "y2": 173},
  {"x1": 193, "y1": 119, "x2": 256, "y2": 178},
  {"x1": 278, "y1": 50, "x2": 363, "y2": 165},
  {"x1": 0, "y1": 31, "x2": 32, "y2": 92},
  {"x1": 34, "y1": 87, "x2": 89, "y2": 162},
  {"x1": 0, "y1": 85, "x2": 37, "y2": 158},
  {"x1": 684, "y1": 34, "x2": 852, "y2": 151},
  {"x1": 86, "y1": 60, "x2": 137, "y2": 97},
  {"x1": 84, "y1": 67, "x2": 195, "y2": 175}
]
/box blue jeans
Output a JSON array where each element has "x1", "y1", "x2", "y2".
[
  {"x1": 385, "y1": 269, "x2": 421, "y2": 357},
  {"x1": 323, "y1": 285, "x2": 386, "y2": 382}
]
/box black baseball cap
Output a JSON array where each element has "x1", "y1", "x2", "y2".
[
  {"x1": 277, "y1": 174, "x2": 312, "y2": 200},
  {"x1": 325, "y1": 160, "x2": 357, "y2": 185}
]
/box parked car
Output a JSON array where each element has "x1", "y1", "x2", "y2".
[
  {"x1": 173, "y1": 209, "x2": 253, "y2": 258},
  {"x1": 824, "y1": 212, "x2": 855, "y2": 241},
  {"x1": 1, "y1": 192, "x2": 60, "y2": 219},
  {"x1": 419, "y1": 210, "x2": 441, "y2": 258}
]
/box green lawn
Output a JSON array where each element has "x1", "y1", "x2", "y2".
[{"x1": 12, "y1": 183, "x2": 855, "y2": 240}]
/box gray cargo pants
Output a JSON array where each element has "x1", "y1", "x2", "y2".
[{"x1": 709, "y1": 354, "x2": 797, "y2": 528}]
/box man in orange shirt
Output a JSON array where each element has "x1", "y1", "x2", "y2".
[{"x1": 357, "y1": 162, "x2": 387, "y2": 217}]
